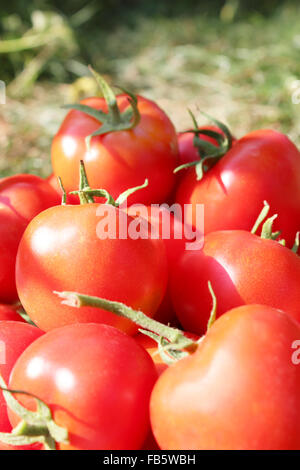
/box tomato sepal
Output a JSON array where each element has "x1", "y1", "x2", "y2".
[
  {"x1": 70, "y1": 160, "x2": 149, "y2": 207},
  {"x1": 251, "y1": 200, "x2": 286, "y2": 243},
  {"x1": 174, "y1": 110, "x2": 233, "y2": 180},
  {"x1": 62, "y1": 66, "x2": 141, "y2": 150},
  {"x1": 0, "y1": 375, "x2": 69, "y2": 450}
]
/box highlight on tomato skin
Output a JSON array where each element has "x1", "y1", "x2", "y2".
[{"x1": 150, "y1": 304, "x2": 300, "y2": 450}]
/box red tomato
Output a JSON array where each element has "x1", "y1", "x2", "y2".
[
  {"x1": 171, "y1": 229, "x2": 300, "y2": 335},
  {"x1": 0, "y1": 321, "x2": 43, "y2": 446},
  {"x1": 176, "y1": 130, "x2": 300, "y2": 247},
  {"x1": 0, "y1": 175, "x2": 60, "y2": 303},
  {"x1": 0, "y1": 304, "x2": 24, "y2": 323},
  {"x1": 16, "y1": 203, "x2": 168, "y2": 334},
  {"x1": 8, "y1": 323, "x2": 157, "y2": 450},
  {"x1": 150, "y1": 304, "x2": 300, "y2": 450},
  {"x1": 51, "y1": 95, "x2": 179, "y2": 205}
]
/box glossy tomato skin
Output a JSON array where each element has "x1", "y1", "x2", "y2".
[
  {"x1": 0, "y1": 321, "x2": 43, "y2": 443},
  {"x1": 16, "y1": 203, "x2": 168, "y2": 334},
  {"x1": 0, "y1": 304, "x2": 24, "y2": 323},
  {"x1": 150, "y1": 305, "x2": 300, "y2": 450},
  {"x1": 171, "y1": 230, "x2": 300, "y2": 335},
  {"x1": 8, "y1": 323, "x2": 158, "y2": 450},
  {"x1": 51, "y1": 95, "x2": 179, "y2": 205},
  {"x1": 0, "y1": 175, "x2": 60, "y2": 303},
  {"x1": 176, "y1": 129, "x2": 300, "y2": 247}
]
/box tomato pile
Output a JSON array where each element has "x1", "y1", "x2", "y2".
[{"x1": 1, "y1": 68, "x2": 300, "y2": 451}]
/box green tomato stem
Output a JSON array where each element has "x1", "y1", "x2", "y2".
[
  {"x1": 55, "y1": 291, "x2": 197, "y2": 352},
  {"x1": 71, "y1": 161, "x2": 148, "y2": 207},
  {"x1": 62, "y1": 67, "x2": 140, "y2": 144},
  {"x1": 174, "y1": 110, "x2": 233, "y2": 179}
]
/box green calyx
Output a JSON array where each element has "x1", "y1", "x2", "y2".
[
  {"x1": 251, "y1": 200, "x2": 299, "y2": 253},
  {"x1": 63, "y1": 66, "x2": 140, "y2": 149},
  {"x1": 55, "y1": 281, "x2": 218, "y2": 365},
  {"x1": 0, "y1": 375, "x2": 68, "y2": 450},
  {"x1": 174, "y1": 110, "x2": 233, "y2": 181},
  {"x1": 138, "y1": 329, "x2": 194, "y2": 365},
  {"x1": 70, "y1": 160, "x2": 148, "y2": 207}
]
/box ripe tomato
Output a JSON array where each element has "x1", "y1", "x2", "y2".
[
  {"x1": 51, "y1": 95, "x2": 178, "y2": 205},
  {"x1": 150, "y1": 304, "x2": 300, "y2": 450},
  {"x1": 0, "y1": 174, "x2": 60, "y2": 303},
  {"x1": 171, "y1": 229, "x2": 300, "y2": 335},
  {"x1": 176, "y1": 130, "x2": 300, "y2": 247},
  {"x1": 7, "y1": 323, "x2": 157, "y2": 450},
  {"x1": 0, "y1": 321, "x2": 43, "y2": 438},
  {"x1": 16, "y1": 203, "x2": 168, "y2": 333},
  {"x1": 0, "y1": 304, "x2": 24, "y2": 323}
]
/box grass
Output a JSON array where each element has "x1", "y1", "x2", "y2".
[{"x1": 1, "y1": 2, "x2": 300, "y2": 177}]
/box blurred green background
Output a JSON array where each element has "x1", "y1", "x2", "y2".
[{"x1": 1, "y1": 0, "x2": 300, "y2": 177}]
